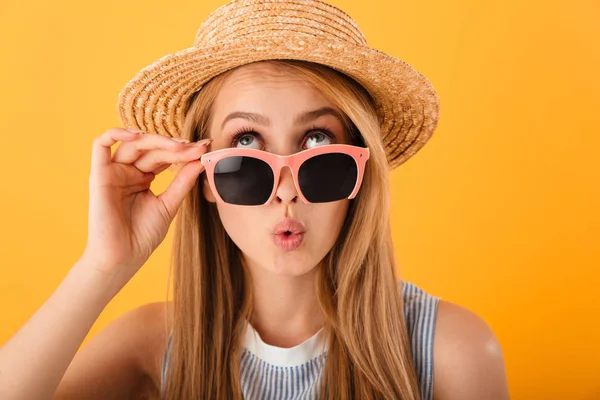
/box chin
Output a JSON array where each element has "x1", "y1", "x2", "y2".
[
  {"x1": 265, "y1": 262, "x2": 318, "y2": 277},
  {"x1": 247, "y1": 248, "x2": 323, "y2": 278}
]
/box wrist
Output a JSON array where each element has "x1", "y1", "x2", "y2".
[{"x1": 71, "y1": 255, "x2": 127, "y2": 301}]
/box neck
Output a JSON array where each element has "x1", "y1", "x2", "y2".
[{"x1": 247, "y1": 263, "x2": 325, "y2": 348}]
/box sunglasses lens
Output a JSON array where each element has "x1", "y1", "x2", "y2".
[
  {"x1": 214, "y1": 156, "x2": 274, "y2": 205},
  {"x1": 299, "y1": 153, "x2": 358, "y2": 203}
]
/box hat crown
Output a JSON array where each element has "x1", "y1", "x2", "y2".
[{"x1": 194, "y1": 0, "x2": 367, "y2": 47}]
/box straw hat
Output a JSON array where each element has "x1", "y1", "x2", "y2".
[{"x1": 116, "y1": 0, "x2": 440, "y2": 170}]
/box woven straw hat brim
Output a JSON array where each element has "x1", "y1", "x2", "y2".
[{"x1": 117, "y1": 34, "x2": 440, "y2": 170}]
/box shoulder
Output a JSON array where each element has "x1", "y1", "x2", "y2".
[
  {"x1": 118, "y1": 301, "x2": 173, "y2": 397},
  {"x1": 54, "y1": 301, "x2": 172, "y2": 399},
  {"x1": 398, "y1": 281, "x2": 509, "y2": 400},
  {"x1": 432, "y1": 300, "x2": 510, "y2": 400}
]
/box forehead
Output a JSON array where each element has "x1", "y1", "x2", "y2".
[{"x1": 212, "y1": 63, "x2": 332, "y2": 115}]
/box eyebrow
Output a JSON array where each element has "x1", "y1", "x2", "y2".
[{"x1": 220, "y1": 106, "x2": 343, "y2": 130}]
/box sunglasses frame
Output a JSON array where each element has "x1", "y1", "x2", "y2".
[{"x1": 200, "y1": 144, "x2": 370, "y2": 205}]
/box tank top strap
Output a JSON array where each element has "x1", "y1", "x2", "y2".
[
  {"x1": 161, "y1": 332, "x2": 172, "y2": 398},
  {"x1": 399, "y1": 280, "x2": 441, "y2": 400}
]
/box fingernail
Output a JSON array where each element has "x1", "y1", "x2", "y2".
[
  {"x1": 192, "y1": 139, "x2": 213, "y2": 146},
  {"x1": 126, "y1": 128, "x2": 144, "y2": 133},
  {"x1": 171, "y1": 137, "x2": 190, "y2": 143}
]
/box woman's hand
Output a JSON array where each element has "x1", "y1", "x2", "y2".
[{"x1": 81, "y1": 127, "x2": 211, "y2": 287}]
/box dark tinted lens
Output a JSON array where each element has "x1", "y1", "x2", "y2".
[
  {"x1": 298, "y1": 153, "x2": 358, "y2": 203},
  {"x1": 214, "y1": 156, "x2": 274, "y2": 205}
]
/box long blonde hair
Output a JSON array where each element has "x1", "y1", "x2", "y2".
[{"x1": 162, "y1": 60, "x2": 421, "y2": 399}]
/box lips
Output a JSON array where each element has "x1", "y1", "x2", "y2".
[
  {"x1": 272, "y1": 218, "x2": 306, "y2": 235},
  {"x1": 272, "y1": 218, "x2": 306, "y2": 252}
]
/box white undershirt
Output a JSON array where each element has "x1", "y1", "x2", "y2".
[{"x1": 243, "y1": 321, "x2": 329, "y2": 367}]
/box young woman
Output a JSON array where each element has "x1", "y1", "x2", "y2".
[{"x1": 0, "y1": 1, "x2": 509, "y2": 399}]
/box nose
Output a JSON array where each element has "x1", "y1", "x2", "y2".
[{"x1": 274, "y1": 166, "x2": 298, "y2": 204}]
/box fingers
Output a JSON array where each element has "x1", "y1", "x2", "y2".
[
  {"x1": 112, "y1": 133, "x2": 191, "y2": 165},
  {"x1": 90, "y1": 128, "x2": 211, "y2": 196},
  {"x1": 91, "y1": 128, "x2": 141, "y2": 172},
  {"x1": 119, "y1": 165, "x2": 155, "y2": 189},
  {"x1": 132, "y1": 144, "x2": 209, "y2": 173},
  {"x1": 157, "y1": 160, "x2": 206, "y2": 220},
  {"x1": 125, "y1": 172, "x2": 156, "y2": 194},
  {"x1": 111, "y1": 132, "x2": 213, "y2": 174},
  {"x1": 152, "y1": 163, "x2": 171, "y2": 175}
]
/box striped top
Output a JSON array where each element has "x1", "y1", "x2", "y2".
[{"x1": 161, "y1": 280, "x2": 440, "y2": 399}]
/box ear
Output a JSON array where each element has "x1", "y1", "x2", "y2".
[{"x1": 202, "y1": 174, "x2": 217, "y2": 203}]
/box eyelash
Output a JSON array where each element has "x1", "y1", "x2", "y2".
[{"x1": 229, "y1": 124, "x2": 336, "y2": 149}]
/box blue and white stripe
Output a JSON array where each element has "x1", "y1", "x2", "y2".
[
  {"x1": 239, "y1": 349, "x2": 326, "y2": 399},
  {"x1": 400, "y1": 280, "x2": 440, "y2": 400},
  {"x1": 161, "y1": 280, "x2": 440, "y2": 400}
]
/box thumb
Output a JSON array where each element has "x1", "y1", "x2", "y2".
[{"x1": 157, "y1": 160, "x2": 205, "y2": 219}]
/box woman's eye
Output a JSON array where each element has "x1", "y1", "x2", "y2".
[
  {"x1": 304, "y1": 132, "x2": 333, "y2": 148},
  {"x1": 234, "y1": 133, "x2": 261, "y2": 149}
]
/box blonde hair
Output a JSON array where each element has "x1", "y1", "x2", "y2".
[{"x1": 162, "y1": 60, "x2": 421, "y2": 399}]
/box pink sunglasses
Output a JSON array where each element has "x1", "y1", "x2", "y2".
[{"x1": 199, "y1": 144, "x2": 369, "y2": 206}]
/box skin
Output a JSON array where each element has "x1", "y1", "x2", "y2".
[
  {"x1": 5, "y1": 63, "x2": 508, "y2": 399},
  {"x1": 202, "y1": 62, "x2": 350, "y2": 347}
]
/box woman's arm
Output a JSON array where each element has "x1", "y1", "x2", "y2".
[
  {"x1": 0, "y1": 256, "x2": 123, "y2": 400},
  {"x1": 0, "y1": 128, "x2": 206, "y2": 399}
]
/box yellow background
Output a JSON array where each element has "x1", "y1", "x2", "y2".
[{"x1": 1, "y1": 0, "x2": 598, "y2": 398}]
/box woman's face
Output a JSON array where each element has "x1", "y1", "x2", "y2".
[{"x1": 204, "y1": 62, "x2": 350, "y2": 277}]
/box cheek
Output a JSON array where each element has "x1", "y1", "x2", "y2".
[
  {"x1": 216, "y1": 204, "x2": 262, "y2": 246},
  {"x1": 310, "y1": 200, "x2": 350, "y2": 247}
]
